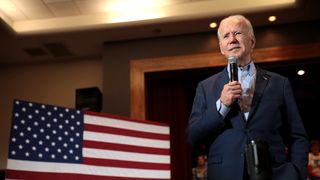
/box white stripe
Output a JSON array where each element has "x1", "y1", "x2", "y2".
[
  {"x1": 83, "y1": 148, "x2": 170, "y2": 164},
  {"x1": 7, "y1": 159, "x2": 170, "y2": 179},
  {"x1": 84, "y1": 114, "x2": 170, "y2": 135},
  {"x1": 84, "y1": 131, "x2": 170, "y2": 149}
]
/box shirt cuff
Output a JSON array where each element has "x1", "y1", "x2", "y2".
[{"x1": 216, "y1": 99, "x2": 230, "y2": 118}]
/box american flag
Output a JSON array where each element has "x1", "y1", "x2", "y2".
[{"x1": 6, "y1": 100, "x2": 171, "y2": 180}]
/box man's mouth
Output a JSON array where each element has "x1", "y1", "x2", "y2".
[{"x1": 229, "y1": 47, "x2": 240, "y2": 51}]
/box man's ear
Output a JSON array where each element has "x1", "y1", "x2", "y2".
[{"x1": 251, "y1": 37, "x2": 256, "y2": 49}]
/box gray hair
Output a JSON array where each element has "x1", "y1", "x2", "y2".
[{"x1": 217, "y1": 14, "x2": 255, "y2": 41}]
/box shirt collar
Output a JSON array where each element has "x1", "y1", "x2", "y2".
[
  {"x1": 240, "y1": 61, "x2": 255, "y2": 76},
  {"x1": 227, "y1": 61, "x2": 256, "y2": 77}
]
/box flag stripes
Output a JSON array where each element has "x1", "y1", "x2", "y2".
[
  {"x1": 83, "y1": 141, "x2": 170, "y2": 155},
  {"x1": 83, "y1": 158, "x2": 170, "y2": 170}
]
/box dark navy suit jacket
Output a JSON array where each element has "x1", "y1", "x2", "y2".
[{"x1": 187, "y1": 67, "x2": 309, "y2": 180}]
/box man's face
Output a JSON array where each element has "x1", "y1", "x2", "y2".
[{"x1": 218, "y1": 18, "x2": 255, "y2": 64}]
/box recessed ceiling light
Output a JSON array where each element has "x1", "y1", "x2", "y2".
[
  {"x1": 209, "y1": 22, "x2": 217, "y2": 29},
  {"x1": 268, "y1": 16, "x2": 277, "y2": 22},
  {"x1": 297, "y1": 70, "x2": 305, "y2": 76}
]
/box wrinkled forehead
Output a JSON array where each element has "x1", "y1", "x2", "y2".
[{"x1": 219, "y1": 17, "x2": 248, "y2": 33}]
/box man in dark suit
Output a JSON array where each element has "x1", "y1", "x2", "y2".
[{"x1": 187, "y1": 15, "x2": 309, "y2": 180}]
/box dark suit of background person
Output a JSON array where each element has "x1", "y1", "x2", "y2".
[{"x1": 187, "y1": 15, "x2": 309, "y2": 180}]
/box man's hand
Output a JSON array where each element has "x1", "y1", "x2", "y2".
[{"x1": 220, "y1": 81, "x2": 242, "y2": 106}]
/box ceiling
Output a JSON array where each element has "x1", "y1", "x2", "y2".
[{"x1": 0, "y1": 0, "x2": 320, "y2": 65}]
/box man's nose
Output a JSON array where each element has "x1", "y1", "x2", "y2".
[{"x1": 229, "y1": 34, "x2": 238, "y2": 43}]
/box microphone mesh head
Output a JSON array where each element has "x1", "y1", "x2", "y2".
[{"x1": 228, "y1": 56, "x2": 237, "y2": 64}]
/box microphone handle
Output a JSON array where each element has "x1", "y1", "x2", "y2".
[{"x1": 230, "y1": 63, "x2": 238, "y2": 81}]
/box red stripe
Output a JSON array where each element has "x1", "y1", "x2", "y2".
[
  {"x1": 84, "y1": 111, "x2": 169, "y2": 127},
  {"x1": 84, "y1": 124, "x2": 170, "y2": 140},
  {"x1": 83, "y1": 157, "x2": 170, "y2": 170},
  {"x1": 84, "y1": 140, "x2": 170, "y2": 155},
  {"x1": 5, "y1": 169, "x2": 170, "y2": 180}
]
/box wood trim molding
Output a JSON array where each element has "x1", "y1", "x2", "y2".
[{"x1": 130, "y1": 42, "x2": 320, "y2": 119}]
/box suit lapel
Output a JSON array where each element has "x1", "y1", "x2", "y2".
[
  {"x1": 216, "y1": 67, "x2": 229, "y2": 95},
  {"x1": 247, "y1": 68, "x2": 270, "y2": 121}
]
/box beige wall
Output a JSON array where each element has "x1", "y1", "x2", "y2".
[{"x1": 0, "y1": 58, "x2": 103, "y2": 169}]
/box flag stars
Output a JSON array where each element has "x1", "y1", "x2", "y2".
[
  {"x1": 19, "y1": 132, "x2": 24, "y2": 137},
  {"x1": 9, "y1": 101, "x2": 84, "y2": 164},
  {"x1": 15, "y1": 101, "x2": 20, "y2": 105},
  {"x1": 46, "y1": 135, "x2": 50, "y2": 140},
  {"x1": 33, "y1": 134, "x2": 38, "y2": 138}
]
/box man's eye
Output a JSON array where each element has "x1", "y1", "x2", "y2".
[{"x1": 235, "y1": 32, "x2": 241, "y2": 35}]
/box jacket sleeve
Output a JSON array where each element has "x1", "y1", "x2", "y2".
[
  {"x1": 187, "y1": 81, "x2": 226, "y2": 146},
  {"x1": 283, "y1": 78, "x2": 309, "y2": 179}
]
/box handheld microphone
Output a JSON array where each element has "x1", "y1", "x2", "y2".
[{"x1": 228, "y1": 56, "x2": 238, "y2": 82}]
